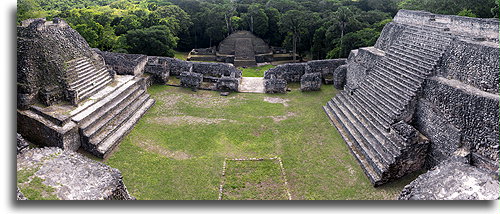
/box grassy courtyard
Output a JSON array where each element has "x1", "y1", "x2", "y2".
[{"x1": 105, "y1": 84, "x2": 417, "y2": 200}]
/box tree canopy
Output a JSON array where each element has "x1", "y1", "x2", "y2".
[{"x1": 17, "y1": 0, "x2": 498, "y2": 59}]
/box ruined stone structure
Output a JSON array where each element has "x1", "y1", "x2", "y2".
[
  {"x1": 187, "y1": 31, "x2": 298, "y2": 67},
  {"x1": 17, "y1": 146, "x2": 135, "y2": 200},
  {"x1": 263, "y1": 59, "x2": 346, "y2": 93},
  {"x1": 323, "y1": 10, "x2": 499, "y2": 190},
  {"x1": 94, "y1": 49, "x2": 147, "y2": 76},
  {"x1": 17, "y1": 18, "x2": 155, "y2": 158},
  {"x1": 146, "y1": 56, "x2": 242, "y2": 92}
]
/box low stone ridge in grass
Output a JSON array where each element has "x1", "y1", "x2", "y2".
[{"x1": 221, "y1": 158, "x2": 290, "y2": 200}]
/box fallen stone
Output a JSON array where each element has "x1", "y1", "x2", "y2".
[
  {"x1": 17, "y1": 147, "x2": 135, "y2": 200},
  {"x1": 398, "y1": 159, "x2": 500, "y2": 200}
]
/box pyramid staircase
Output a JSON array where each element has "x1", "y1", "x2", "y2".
[
  {"x1": 66, "y1": 57, "x2": 113, "y2": 102},
  {"x1": 69, "y1": 75, "x2": 155, "y2": 158},
  {"x1": 323, "y1": 24, "x2": 453, "y2": 185}
]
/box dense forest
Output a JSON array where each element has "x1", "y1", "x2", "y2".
[{"x1": 17, "y1": 0, "x2": 499, "y2": 59}]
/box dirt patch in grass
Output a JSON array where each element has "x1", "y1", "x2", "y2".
[
  {"x1": 157, "y1": 93, "x2": 183, "y2": 109},
  {"x1": 149, "y1": 115, "x2": 236, "y2": 125},
  {"x1": 133, "y1": 139, "x2": 191, "y2": 160},
  {"x1": 263, "y1": 97, "x2": 290, "y2": 107},
  {"x1": 258, "y1": 111, "x2": 296, "y2": 123},
  {"x1": 186, "y1": 92, "x2": 235, "y2": 107}
]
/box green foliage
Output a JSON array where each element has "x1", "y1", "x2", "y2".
[
  {"x1": 398, "y1": 0, "x2": 497, "y2": 18},
  {"x1": 457, "y1": 9, "x2": 478, "y2": 18},
  {"x1": 16, "y1": 0, "x2": 498, "y2": 59},
  {"x1": 327, "y1": 28, "x2": 379, "y2": 58},
  {"x1": 125, "y1": 25, "x2": 178, "y2": 56}
]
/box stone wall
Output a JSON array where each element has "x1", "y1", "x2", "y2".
[
  {"x1": 17, "y1": 110, "x2": 81, "y2": 151},
  {"x1": 416, "y1": 76, "x2": 499, "y2": 171},
  {"x1": 94, "y1": 49, "x2": 147, "y2": 76},
  {"x1": 344, "y1": 47, "x2": 384, "y2": 90},
  {"x1": 436, "y1": 39, "x2": 499, "y2": 94},
  {"x1": 393, "y1": 10, "x2": 499, "y2": 42},
  {"x1": 146, "y1": 56, "x2": 241, "y2": 91},
  {"x1": 17, "y1": 18, "x2": 106, "y2": 109},
  {"x1": 263, "y1": 59, "x2": 346, "y2": 93}
]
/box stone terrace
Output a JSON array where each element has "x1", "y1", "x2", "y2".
[{"x1": 323, "y1": 10, "x2": 499, "y2": 186}]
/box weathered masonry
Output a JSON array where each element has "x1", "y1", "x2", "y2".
[
  {"x1": 17, "y1": 18, "x2": 155, "y2": 158},
  {"x1": 323, "y1": 10, "x2": 499, "y2": 188},
  {"x1": 187, "y1": 30, "x2": 298, "y2": 67}
]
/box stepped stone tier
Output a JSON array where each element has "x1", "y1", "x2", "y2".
[
  {"x1": 263, "y1": 59, "x2": 346, "y2": 93},
  {"x1": 17, "y1": 147, "x2": 135, "y2": 200},
  {"x1": 17, "y1": 18, "x2": 114, "y2": 108},
  {"x1": 17, "y1": 18, "x2": 155, "y2": 158},
  {"x1": 187, "y1": 30, "x2": 299, "y2": 67},
  {"x1": 323, "y1": 10, "x2": 499, "y2": 187}
]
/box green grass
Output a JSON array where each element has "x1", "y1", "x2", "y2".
[
  {"x1": 17, "y1": 168, "x2": 59, "y2": 200},
  {"x1": 222, "y1": 159, "x2": 289, "y2": 200},
  {"x1": 241, "y1": 64, "x2": 275, "y2": 77},
  {"x1": 173, "y1": 51, "x2": 188, "y2": 61},
  {"x1": 105, "y1": 84, "x2": 417, "y2": 200}
]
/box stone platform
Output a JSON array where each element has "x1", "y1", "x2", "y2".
[
  {"x1": 17, "y1": 147, "x2": 135, "y2": 200},
  {"x1": 18, "y1": 75, "x2": 155, "y2": 158},
  {"x1": 238, "y1": 77, "x2": 265, "y2": 93}
]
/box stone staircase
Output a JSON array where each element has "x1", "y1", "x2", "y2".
[
  {"x1": 66, "y1": 57, "x2": 113, "y2": 102},
  {"x1": 234, "y1": 38, "x2": 257, "y2": 67},
  {"x1": 323, "y1": 24, "x2": 452, "y2": 185},
  {"x1": 71, "y1": 76, "x2": 155, "y2": 158}
]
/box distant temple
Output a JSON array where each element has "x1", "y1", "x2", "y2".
[{"x1": 187, "y1": 30, "x2": 298, "y2": 67}]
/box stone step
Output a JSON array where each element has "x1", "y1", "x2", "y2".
[
  {"x1": 77, "y1": 75, "x2": 113, "y2": 101},
  {"x1": 322, "y1": 105, "x2": 382, "y2": 184},
  {"x1": 330, "y1": 98, "x2": 395, "y2": 168},
  {"x1": 347, "y1": 91, "x2": 404, "y2": 151},
  {"x1": 88, "y1": 92, "x2": 150, "y2": 151},
  {"x1": 81, "y1": 84, "x2": 143, "y2": 137},
  {"x1": 85, "y1": 89, "x2": 147, "y2": 149},
  {"x1": 351, "y1": 91, "x2": 392, "y2": 132},
  {"x1": 368, "y1": 67, "x2": 418, "y2": 98},
  {"x1": 72, "y1": 77, "x2": 138, "y2": 124},
  {"x1": 390, "y1": 44, "x2": 439, "y2": 64},
  {"x1": 403, "y1": 32, "x2": 452, "y2": 46},
  {"x1": 359, "y1": 83, "x2": 402, "y2": 117},
  {"x1": 96, "y1": 98, "x2": 155, "y2": 158},
  {"x1": 386, "y1": 51, "x2": 435, "y2": 69},
  {"x1": 70, "y1": 67, "x2": 109, "y2": 90},
  {"x1": 383, "y1": 56, "x2": 432, "y2": 76},
  {"x1": 66, "y1": 57, "x2": 87, "y2": 67},
  {"x1": 374, "y1": 65, "x2": 421, "y2": 89},
  {"x1": 326, "y1": 99, "x2": 387, "y2": 175},
  {"x1": 379, "y1": 59, "x2": 427, "y2": 82},
  {"x1": 398, "y1": 40, "x2": 444, "y2": 55},
  {"x1": 337, "y1": 93, "x2": 401, "y2": 158},
  {"x1": 72, "y1": 63, "x2": 98, "y2": 81},
  {"x1": 68, "y1": 63, "x2": 93, "y2": 80},
  {"x1": 367, "y1": 75, "x2": 413, "y2": 102},
  {"x1": 354, "y1": 88, "x2": 395, "y2": 126},
  {"x1": 403, "y1": 28, "x2": 453, "y2": 42}
]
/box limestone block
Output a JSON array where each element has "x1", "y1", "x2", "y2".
[
  {"x1": 300, "y1": 72, "x2": 322, "y2": 91},
  {"x1": 216, "y1": 76, "x2": 240, "y2": 92},
  {"x1": 333, "y1": 64, "x2": 348, "y2": 90},
  {"x1": 264, "y1": 78, "x2": 287, "y2": 94},
  {"x1": 17, "y1": 147, "x2": 135, "y2": 200},
  {"x1": 399, "y1": 159, "x2": 500, "y2": 200},
  {"x1": 180, "y1": 72, "x2": 203, "y2": 89}
]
